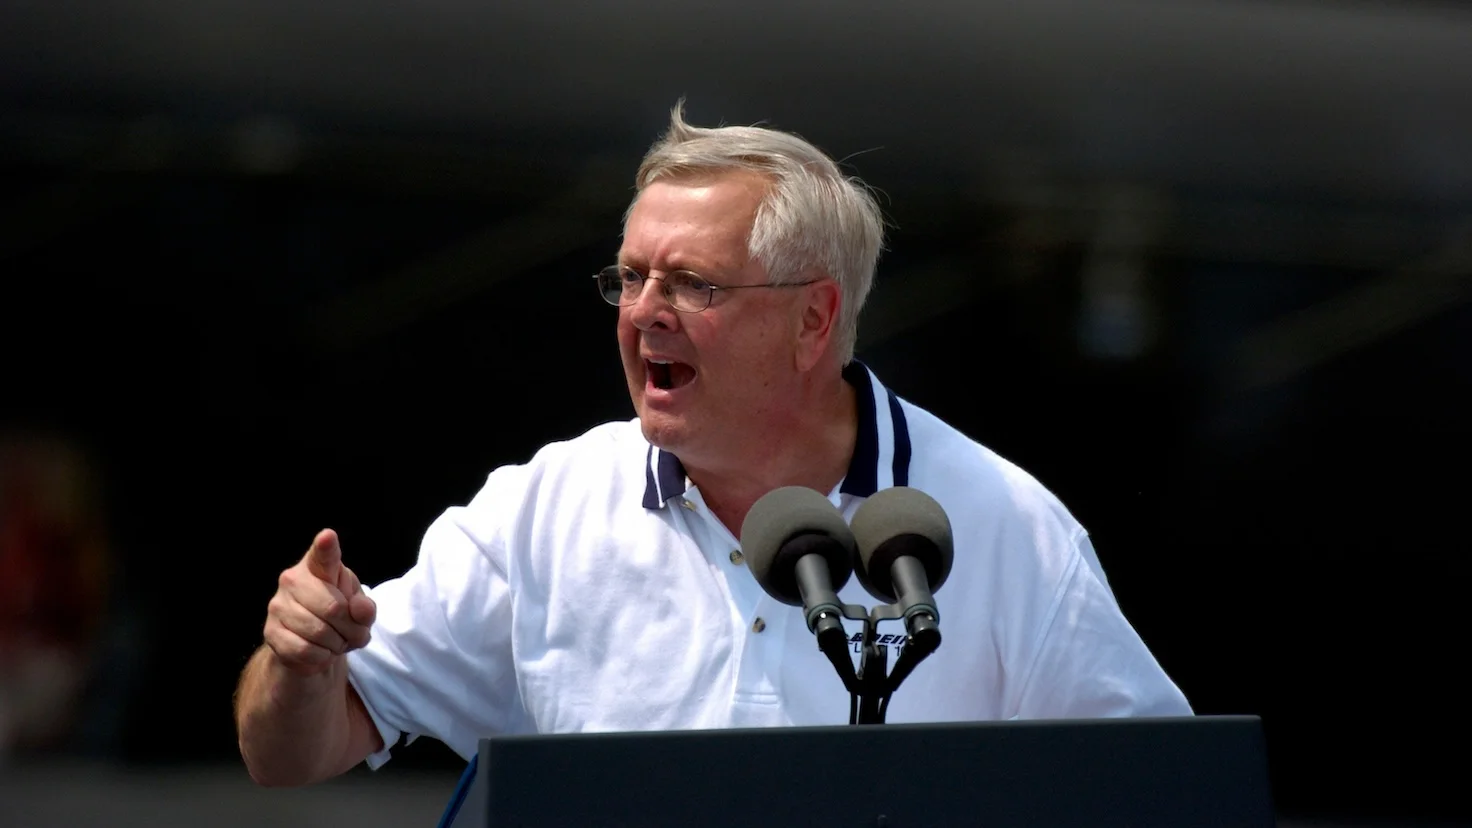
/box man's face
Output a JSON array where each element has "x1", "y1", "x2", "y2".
[{"x1": 616, "y1": 172, "x2": 804, "y2": 463}]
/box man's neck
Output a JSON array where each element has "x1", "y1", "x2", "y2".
[{"x1": 682, "y1": 374, "x2": 858, "y2": 538}]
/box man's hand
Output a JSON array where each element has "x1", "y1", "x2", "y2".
[
  {"x1": 263, "y1": 529, "x2": 378, "y2": 676},
  {"x1": 236, "y1": 529, "x2": 385, "y2": 786}
]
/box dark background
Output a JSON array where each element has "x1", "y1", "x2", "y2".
[{"x1": 1, "y1": 0, "x2": 1469, "y2": 825}]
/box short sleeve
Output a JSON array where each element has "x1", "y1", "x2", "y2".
[
  {"x1": 345, "y1": 497, "x2": 527, "y2": 768},
  {"x1": 1012, "y1": 538, "x2": 1193, "y2": 719}
]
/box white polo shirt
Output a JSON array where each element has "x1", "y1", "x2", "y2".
[{"x1": 346, "y1": 362, "x2": 1191, "y2": 769}]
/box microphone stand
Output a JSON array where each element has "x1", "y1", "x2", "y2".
[
  {"x1": 854, "y1": 621, "x2": 888, "y2": 725},
  {"x1": 812, "y1": 603, "x2": 942, "y2": 725}
]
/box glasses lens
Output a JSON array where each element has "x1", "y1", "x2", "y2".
[
  {"x1": 597, "y1": 266, "x2": 631, "y2": 305},
  {"x1": 666, "y1": 271, "x2": 713, "y2": 312}
]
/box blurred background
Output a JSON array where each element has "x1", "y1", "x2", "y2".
[{"x1": 1, "y1": 0, "x2": 1469, "y2": 825}]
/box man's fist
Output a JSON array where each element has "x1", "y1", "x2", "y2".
[{"x1": 263, "y1": 529, "x2": 377, "y2": 676}]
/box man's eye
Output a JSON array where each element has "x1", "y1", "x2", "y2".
[{"x1": 674, "y1": 274, "x2": 711, "y2": 292}]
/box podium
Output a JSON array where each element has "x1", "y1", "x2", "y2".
[{"x1": 441, "y1": 715, "x2": 1276, "y2": 828}]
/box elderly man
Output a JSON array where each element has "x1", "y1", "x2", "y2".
[{"x1": 233, "y1": 104, "x2": 1191, "y2": 787}]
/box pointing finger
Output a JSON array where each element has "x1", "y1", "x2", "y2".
[{"x1": 305, "y1": 529, "x2": 342, "y2": 583}]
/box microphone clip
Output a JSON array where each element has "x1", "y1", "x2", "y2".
[{"x1": 812, "y1": 601, "x2": 942, "y2": 726}]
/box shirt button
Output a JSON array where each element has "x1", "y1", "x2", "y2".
[
  {"x1": 729, "y1": 549, "x2": 744, "y2": 565},
  {"x1": 751, "y1": 617, "x2": 767, "y2": 633}
]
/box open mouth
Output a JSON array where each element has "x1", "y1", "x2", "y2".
[{"x1": 646, "y1": 359, "x2": 697, "y2": 391}]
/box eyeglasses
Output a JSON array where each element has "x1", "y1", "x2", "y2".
[{"x1": 593, "y1": 265, "x2": 820, "y2": 314}]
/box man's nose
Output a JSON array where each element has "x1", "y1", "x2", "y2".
[{"x1": 627, "y1": 277, "x2": 677, "y2": 331}]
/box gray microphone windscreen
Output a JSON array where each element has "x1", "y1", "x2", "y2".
[
  {"x1": 849, "y1": 486, "x2": 954, "y2": 600},
  {"x1": 740, "y1": 486, "x2": 855, "y2": 605}
]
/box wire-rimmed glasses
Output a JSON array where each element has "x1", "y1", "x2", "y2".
[{"x1": 594, "y1": 265, "x2": 820, "y2": 313}]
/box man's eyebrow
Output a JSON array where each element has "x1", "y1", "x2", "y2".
[{"x1": 618, "y1": 256, "x2": 722, "y2": 275}]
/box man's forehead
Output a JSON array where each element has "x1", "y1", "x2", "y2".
[
  {"x1": 619, "y1": 176, "x2": 765, "y2": 272},
  {"x1": 616, "y1": 243, "x2": 748, "y2": 278}
]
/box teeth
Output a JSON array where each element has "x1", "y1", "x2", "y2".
[{"x1": 648, "y1": 358, "x2": 673, "y2": 364}]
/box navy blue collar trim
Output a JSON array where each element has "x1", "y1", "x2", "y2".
[
  {"x1": 642, "y1": 442, "x2": 688, "y2": 509},
  {"x1": 838, "y1": 359, "x2": 880, "y2": 496},
  {"x1": 641, "y1": 360, "x2": 910, "y2": 509}
]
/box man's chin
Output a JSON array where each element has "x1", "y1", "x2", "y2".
[{"x1": 637, "y1": 411, "x2": 688, "y2": 451}]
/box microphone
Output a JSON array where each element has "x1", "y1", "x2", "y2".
[
  {"x1": 849, "y1": 486, "x2": 954, "y2": 649},
  {"x1": 740, "y1": 486, "x2": 856, "y2": 650}
]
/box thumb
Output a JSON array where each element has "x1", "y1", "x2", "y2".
[
  {"x1": 338, "y1": 562, "x2": 376, "y2": 627},
  {"x1": 348, "y1": 592, "x2": 377, "y2": 627},
  {"x1": 304, "y1": 528, "x2": 342, "y2": 583}
]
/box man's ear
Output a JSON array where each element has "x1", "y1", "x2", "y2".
[{"x1": 794, "y1": 276, "x2": 842, "y2": 372}]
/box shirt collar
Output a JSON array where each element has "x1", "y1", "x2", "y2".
[{"x1": 641, "y1": 360, "x2": 912, "y2": 509}]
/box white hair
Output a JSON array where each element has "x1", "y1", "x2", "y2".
[{"x1": 627, "y1": 100, "x2": 886, "y2": 365}]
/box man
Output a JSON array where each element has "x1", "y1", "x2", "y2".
[{"x1": 233, "y1": 103, "x2": 1191, "y2": 787}]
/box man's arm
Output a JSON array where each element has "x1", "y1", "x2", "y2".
[
  {"x1": 234, "y1": 529, "x2": 384, "y2": 787},
  {"x1": 234, "y1": 644, "x2": 384, "y2": 787}
]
